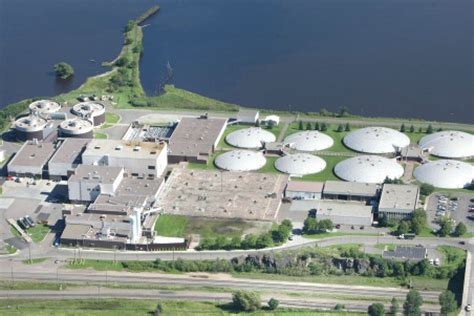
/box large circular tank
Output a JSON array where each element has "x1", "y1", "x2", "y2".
[
  {"x1": 283, "y1": 131, "x2": 334, "y2": 152},
  {"x1": 14, "y1": 115, "x2": 48, "y2": 141},
  {"x1": 334, "y1": 155, "x2": 404, "y2": 183},
  {"x1": 413, "y1": 160, "x2": 473, "y2": 189},
  {"x1": 343, "y1": 127, "x2": 410, "y2": 154},
  {"x1": 59, "y1": 119, "x2": 94, "y2": 138},
  {"x1": 214, "y1": 150, "x2": 267, "y2": 171},
  {"x1": 72, "y1": 102, "x2": 106, "y2": 126},
  {"x1": 225, "y1": 127, "x2": 276, "y2": 149},
  {"x1": 419, "y1": 131, "x2": 474, "y2": 159},
  {"x1": 29, "y1": 100, "x2": 61, "y2": 116},
  {"x1": 274, "y1": 153, "x2": 326, "y2": 176}
]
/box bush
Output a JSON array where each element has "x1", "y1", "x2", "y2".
[
  {"x1": 54, "y1": 62, "x2": 74, "y2": 79},
  {"x1": 368, "y1": 303, "x2": 386, "y2": 316},
  {"x1": 268, "y1": 298, "x2": 279, "y2": 310},
  {"x1": 232, "y1": 290, "x2": 261, "y2": 312}
]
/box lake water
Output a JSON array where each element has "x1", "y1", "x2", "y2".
[{"x1": 1, "y1": 0, "x2": 472, "y2": 123}]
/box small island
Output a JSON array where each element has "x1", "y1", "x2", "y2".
[{"x1": 53, "y1": 62, "x2": 74, "y2": 79}]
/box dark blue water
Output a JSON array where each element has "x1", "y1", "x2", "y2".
[{"x1": 1, "y1": 0, "x2": 473, "y2": 123}]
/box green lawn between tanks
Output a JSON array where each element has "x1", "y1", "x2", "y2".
[
  {"x1": 154, "y1": 214, "x2": 264, "y2": 239},
  {"x1": 0, "y1": 299, "x2": 360, "y2": 316},
  {"x1": 93, "y1": 132, "x2": 108, "y2": 139},
  {"x1": 100, "y1": 112, "x2": 121, "y2": 129}
]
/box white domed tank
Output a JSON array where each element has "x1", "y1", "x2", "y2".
[
  {"x1": 334, "y1": 155, "x2": 404, "y2": 183},
  {"x1": 419, "y1": 131, "x2": 474, "y2": 159},
  {"x1": 226, "y1": 127, "x2": 276, "y2": 149},
  {"x1": 274, "y1": 153, "x2": 326, "y2": 176},
  {"x1": 414, "y1": 160, "x2": 473, "y2": 189},
  {"x1": 59, "y1": 119, "x2": 94, "y2": 138},
  {"x1": 215, "y1": 150, "x2": 266, "y2": 171},
  {"x1": 343, "y1": 127, "x2": 410, "y2": 154},
  {"x1": 29, "y1": 100, "x2": 61, "y2": 116},
  {"x1": 14, "y1": 114, "x2": 49, "y2": 141},
  {"x1": 283, "y1": 131, "x2": 334, "y2": 152},
  {"x1": 72, "y1": 102, "x2": 106, "y2": 126}
]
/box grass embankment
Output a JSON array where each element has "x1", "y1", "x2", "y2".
[
  {"x1": 154, "y1": 214, "x2": 261, "y2": 239},
  {"x1": 0, "y1": 299, "x2": 350, "y2": 316},
  {"x1": 100, "y1": 112, "x2": 121, "y2": 129}
]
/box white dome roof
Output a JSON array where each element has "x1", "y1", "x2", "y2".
[
  {"x1": 334, "y1": 155, "x2": 404, "y2": 183},
  {"x1": 414, "y1": 160, "x2": 473, "y2": 189},
  {"x1": 274, "y1": 153, "x2": 326, "y2": 176},
  {"x1": 419, "y1": 131, "x2": 474, "y2": 159},
  {"x1": 226, "y1": 127, "x2": 276, "y2": 149},
  {"x1": 215, "y1": 150, "x2": 266, "y2": 171},
  {"x1": 343, "y1": 127, "x2": 410, "y2": 154},
  {"x1": 283, "y1": 131, "x2": 334, "y2": 152}
]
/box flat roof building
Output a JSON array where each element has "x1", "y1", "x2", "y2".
[
  {"x1": 7, "y1": 141, "x2": 57, "y2": 177},
  {"x1": 48, "y1": 138, "x2": 91, "y2": 179},
  {"x1": 237, "y1": 108, "x2": 259, "y2": 124},
  {"x1": 378, "y1": 184, "x2": 419, "y2": 219},
  {"x1": 383, "y1": 246, "x2": 427, "y2": 262},
  {"x1": 68, "y1": 165, "x2": 124, "y2": 203},
  {"x1": 315, "y1": 201, "x2": 374, "y2": 226},
  {"x1": 168, "y1": 116, "x2": 227, "y2": 164},
  {"x1": 82, "y1": 140, "x2": 167, "y2": 178},
  {"x1": 323, "y1": 180, "x2": 379, "y2": 203},
  {"x1": 285, "y1": 181, "x2": 324, "y2": 200}
]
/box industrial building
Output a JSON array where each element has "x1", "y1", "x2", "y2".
[
  {"x1": 13, "y1": 114, "x2": 55, "y2": 141},
  {"x1": 274, "y1": 153, "x2": 326, "y2": 176},
  {"x1": 236, "y1": 108, "x2": 259, "y2": 124},
  {"x1": 68, "y1": 165, "x2": 124, "y2": 203},
  {"x1": 82, "y1": 140, "x2": 167, "y2": 178},
  {"x1": 334, "y1": 155, "x2": 404, "y2": 183},
  {"x1": 226, "y1": 127, "x2": 276, "y2": 149},
  {"x1": 157, "y1": 167, "x2": 288, "y2": 220},
  {"x1": 322, "y1": 180, "x2": 379, "y2": 203},
  {"x1": 58, "y1": 119, "x2": 94, "y2": 138},
  {"x1": 283, "y1": 131, "x2": 334, "y2": 152},
  {"x1": 383, "y1": 246, "x2": 427, "y2": 262},
  {"x1": 29, "y1": 100, "x2": 61, "y2": 116},
  {"x1": 315, "y1": 201, "x2": 374, "y2": 226},
  {"x1": 413, "y1": 160, "x2": 473, "y2": 189},
  {"x1": 48, "y1": 138, "x2": 91, "y2": 180},
  {"x1": 214, "y1": 150, "x2": 266, "y2": 171},
  {"x1": 343, "y1": 127, "x2": 410, "y2": 154},
  {"x1": 71, "y1": 101, "x2": 106, "y2": 126},
  {"x1": 419, "y1": 130, "x2": 474, "y2": 159},
  {"x1": 285, "y1": 181, "x2": 324, "y2": 200},
  {"x1": 378, "y1": 184, "x2": 419, "y2": 219},
  {"x1": 7, "y1": 141, "x2": 57, "y2": 178},
  {"x1": 167, "y1": 116, "x2": 227, "y2": 164}
]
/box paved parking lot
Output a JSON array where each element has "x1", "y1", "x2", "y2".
[{"x1": 427, "y1": 192, "x2": 474, "y2": 234}]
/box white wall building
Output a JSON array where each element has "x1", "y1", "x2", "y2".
[{"x1": 82, "y1": 140, "x2": 167, "y2": 178}]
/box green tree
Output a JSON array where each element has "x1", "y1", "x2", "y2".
[
  {"x1": 438, "y1": 290, "x2": 457, "y2": 315},
  {"x1": 426, "y1": 124, "x2": 433, "y2": 134},
  {"x1": 320, "y1": 122, "x2": 328, "y2": 132},
  {"x1": 437, "y1": 127, "x2": 443, "y2": 132},
  {"x1": 345, "y1": 123, "x2": 351, "y2": 131},
  {"x1": 53, "y1": 62, "x2": 74, "y2": 79},
  {"x1": 314, "y1": 122, "x2": 320, "y2": 131},
  {"x1": 400, "y1": 124, "x2": 406, "y2": 132},
  {"x1": 153, "y1": 303, "x2": 163, "y2": 316},
  {"x1": 318, "y1": 219, "x2": 334, "y2": 231},
  {"x1": 241, "y1": 234, "x2": 257, "y2": 249},
  {"x1": 409, "y1": 125, "x2": 415, "y2": 133},
  {"x1": 403, "y1": 289, "x2": 423, "y2": 316},
  {"x1": 338, "y1": 106, "x2": 349, "y2": 117},
  {"x1": 303, "y1": 217, "x2": 318, "y2": 234},
  {"x1": 453, "y1": 222, "x2": 467, "y2": 237},
  {"x1": 390, "y1": 297, "x2": 399, "y2": 315},
  {"x1": 228, "y1": 236, "x2": 241, "y2": 249},
  {"x1": 256, "y1": 232, "x2": 273, "y2": 249},
  {"x1": 397, "y1": 221, "x2": 410, "y2": 235},
  {"x1": 115, "y1": 55, "x2": 130, "y2": 67},
  {"x1": 298, "y1": 120, "x2": 304, "y2": 130},
  {"x1": 124, "y1": 20, "x2": 136, "y2": 32},
  {"x1": 306, "y1": 122, "x2": 313, "y2": 130},
  {"x1": 232, "y1": 290, "x2": 261, "y2": 312},
  {"x1": 418, "y1": 127, "x2": 423, "y2": 133},
  {"x1": 368, "y1": 303, "x2": 386, "y2": 316},
  {"x1": 419, "y1": 183, "x2": 435, "y2": 197},
  {"x1": 319, "y1": 108, "x2": 330, "y2": 116},
  {"x1": 336, "y1": 124, "x2": 344, "y2": 132},
  {"x1": 334, "y1": 304, "x2": 345, "y2": 311},
  {"x1": 438, "y1": 217, "x2": 454, "y2": 237},
  {"x1": 411, "y1": 208, "x2": 427, "y2": 235},
  {"x1": 268, "y1": 298, "x2": 279, "y2": 310}
]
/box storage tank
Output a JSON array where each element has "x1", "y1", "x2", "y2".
[
  {"x1": 14, "y1": 114, "x2": 49, "y2": 141},
  {"x1": 29, "y1": 100, "x2": 61, "y2": 117},
  {"x1": 59, "y1": 118, "x2": 94, "y2": 138},
  {"x1": 72, "y1": 102, "x2": 106, "y2": 126},
  {"x1": 225, "y1": 127, "x2": 276, "y2": 149}
]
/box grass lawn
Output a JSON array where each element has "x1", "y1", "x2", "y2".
[
  {"x1": 22, "y1": 258, "x2": 48, "y2": 265},
  {"x1": 302, "y1": 232, "x2": 379, "y2": 240},
  {"x1": 374, "y1": 243, "x2": 396, "y2": 251},
  {"x1": 0, "y1": 281, "x2": 66, "y2": 291},
  {"x1": 5, "y1": 245, "x2": 17, "y2": 254},
  {"x1": 437, "y1": 245, "x2": 466, "y2": 268},
  {"x1": 10, "y1": 226, "x2": 21, "y2": 238},
  {"x1": 299, "y1": 155, "x2": 346, "y2": 182},
  {"x1": 0, "y1": 299, "x2": 352, "y2": 316},
  {"x1": 154, "y1": 215, "x2": 263, "y2": 239},
  {"x1": 93, "y1": 132, "x2": 108, "y2": 139},
  {"x1": 26, "y1": 224, "x2": 50, "y2": 243},
  {"x1": 100, "y1": 112, "x2": 121, "y2": 129}
]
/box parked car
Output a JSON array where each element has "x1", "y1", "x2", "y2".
[
  {"x1": 24, "y1": 215, "x2": 35, "y2": 227},
  {"x1": 335, "y1": 224, "x2": 341, "y2": 229},
  {"x1": 465, "y1": 304, "x2": 471, "y2": 312}
]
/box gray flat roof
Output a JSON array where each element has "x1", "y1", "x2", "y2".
[
  {"x1": 323, "y1": 180, "x2": 379, "y2": 196},
  {"x1": 88, "y1": 194, "x2": 147, "y2": 214},
  {"x1": 168, "y1": 117, "x2": 227, "y2": 157},
  {"x1": 379, "y1": 184, "x2": 419, "y2": 211},
  {"x1": 61, "y1": 224, "x2": 91, "y2": 240},
  {"x1": 83, "y1": 140, "x2": 166, "y2": 159},
  {"x1": 8, "y1": 141, "x2": 57, "y2": 168},
  {"x1": 115, "y1": 177, "x2": 164, "y2": 200},
  {"x1": 287, "y1": 181, "x2": 324, "y2": 193},
  {"x1": 317, "y1": 201, "x2": 373, "y2": 218},
  {"x1": 383, "y1": 246, "x2": 427, "y2": 261},
  {"x1": 69, "y1": 165, "x2": 123, "y2": 184},
  {"x1": 49, "y1": 138, "x2": 90, "y2": 164}
]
